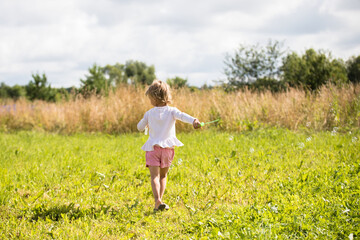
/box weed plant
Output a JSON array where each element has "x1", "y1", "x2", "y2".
[{"x1": 1, "y1": 84, "x2": 359, "y2": 133}]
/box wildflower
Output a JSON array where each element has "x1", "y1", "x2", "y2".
[
  {"x1": 306, "y1": 137, "x2": 312, "y2": 142},
  {"x1": 331, "y1": 127, "x2": 338, "y2": 136},
  {"x1": 229, "y1": 136, "x2": 234, "y2": 141},
  {"x1": 352, "y1": 137, "x2": 358, "y2": 143},
  {"x1": 249, "y1": 148, "x2": 254, "y2": 153}
]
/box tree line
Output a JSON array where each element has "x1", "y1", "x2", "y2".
[
  {"x1": 0, "y1": 60, "x2": 190, "y2": 102},
  {"x1": 1, "y1": 41, "x2": 360, "y2": 101},
  {"x1": 223, "y1": 40, "x2": 360, "y2": 92}
]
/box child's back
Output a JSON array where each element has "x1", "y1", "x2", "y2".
[{"x1": 137, "y1": 105, "x2": 195, "y2": 151}]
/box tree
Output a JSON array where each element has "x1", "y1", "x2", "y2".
[
  {"x1": 250, "y1": 78, "x2": 287, "y2": 93},
  {"x1": 200, "y1": 84, "x2": 213, "y2": 90},
  {"x1": 282, "y1": 49, "x2": 348, "y2": 91},
  {"x1": 265, "y1": 40, "x2": 285, "y2": 79},
  {"x1": 7, "y1": 85, "x2": 26, "y2": 100},
  {"x1": 124, "y1": 60, "x2": 156, "y2": 85},
  {"x1": 0, "y1": 82, "x2": 11, "y2": 99},
  {"x1": 80, "y1": 64, "x2": 110, "y2": 95},
  {"x1": 280, "y1": 52, "x2": 305, "y2": 88},
  {"x1": 347, "y1": 55, "x2": 360, "y2": 83},
  {"x1": 103, "y1": 63, "x2": 127, "y2": 86},
  {"x1": 328, "y1": 58, "x2": 348, "y2": 86},
  {"x1": 223, "y1": 40, "x2": 285, "y2": 91},
  {"x1": 25, "y1": 73, "x2": 56, "y2": 101},
  {"x1": 80, "y1": 61, "x2": 156, "y2": 96},
  {"x1": 166, "y1": 76, "x2": 188, "y2": 88}
]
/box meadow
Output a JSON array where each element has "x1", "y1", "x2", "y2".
[
  {"x1": 1, "y1": 128, "x2": 359, "y2": 239},
  {"x1": 1, "y1": 84, "x2": 359, "y2": 133}
]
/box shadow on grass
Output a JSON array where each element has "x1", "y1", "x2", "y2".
[
  {"x1": 23, "y1": 203, "x2": 119, "y2": 222},
  {"x1": 20, "y1": 199, "x2": 161, "y2": 222}
]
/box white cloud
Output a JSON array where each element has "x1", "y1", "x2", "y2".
[
  {"x1": 260, "y1": 1, "x2": 343, "y2": 35},
  {"x1": 0, "y1": 0, "x2": 359, "y2": 87}
]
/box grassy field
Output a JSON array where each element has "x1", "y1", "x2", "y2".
[{"x1": 0, "y1": 128, "x2": 359, "y2": 239}]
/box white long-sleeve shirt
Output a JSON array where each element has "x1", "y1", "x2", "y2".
[{"x1": 137, "y1": 106, "x2": 196, "y2": 151}]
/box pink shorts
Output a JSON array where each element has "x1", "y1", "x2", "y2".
[{"x1": 145, "y1": 146, "x2": 175, "y2": 168}]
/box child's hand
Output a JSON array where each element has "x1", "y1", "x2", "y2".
[{"x1": 193, "y1": 119, "x2": 201, "y2": 129}]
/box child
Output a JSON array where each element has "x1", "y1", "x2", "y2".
[{"x1": 137, "y1": 80, "x2": 201, "y2": 211}]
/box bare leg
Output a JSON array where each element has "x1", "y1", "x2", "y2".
[
  {"x1": 148, "y1": 166, "x2": 162, "y2": 209},
  {"x1": 159, "y1": 167, "x2": 169, "y2": 200}
]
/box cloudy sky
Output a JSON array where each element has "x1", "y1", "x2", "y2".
[{"x1": 0, "y1": 0, "x2": 359, "y2": 87}]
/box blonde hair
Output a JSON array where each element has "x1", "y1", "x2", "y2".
[{"x1": 146, "y1": 79, "x2": 172, "y2": 104}]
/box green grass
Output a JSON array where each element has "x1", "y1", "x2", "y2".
[{"x1": 0, "y1": 128, "x2": 359, "y2": 239}]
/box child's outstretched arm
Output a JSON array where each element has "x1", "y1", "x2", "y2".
[
  {"x1": 173, "y1": 108, "x2": 201, "y2": 129},
  {"x1": 137, "y1": 112, "x2": 148, "y2": 131}
]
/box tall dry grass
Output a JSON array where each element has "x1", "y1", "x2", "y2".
[{"x1": 1, "y1": 84, "x2": 359, "y2": 133}]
